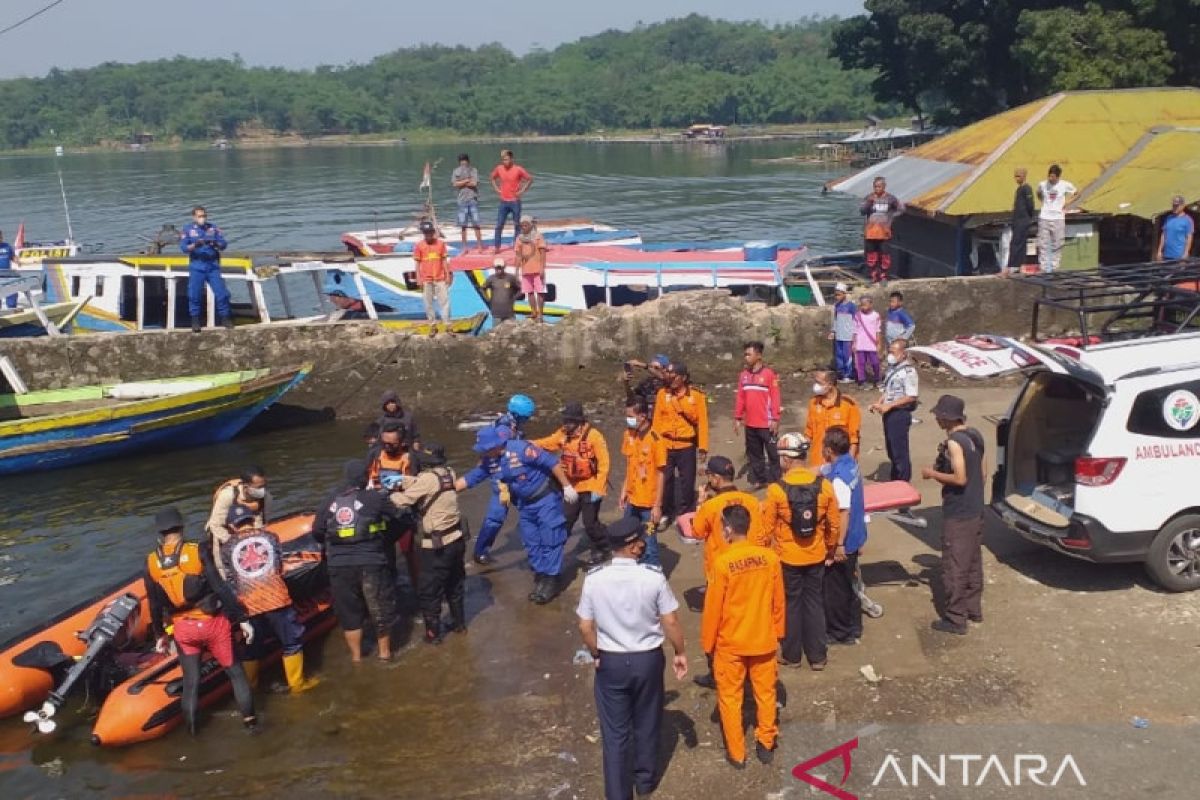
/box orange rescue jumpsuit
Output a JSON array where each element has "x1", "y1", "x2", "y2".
[
  {"x1": 691, "y1": 488, "x2": 768, "y2": 583},
  {"x1": 700, "y1": 539, "x2": 786, "y2": 764},
  {"x1": 803, "y1": 392, "x2": 861, "y2": 468}
]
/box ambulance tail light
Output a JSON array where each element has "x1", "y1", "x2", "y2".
[{"x1": 1074, "y1": 456, "x2": 1126, "y2": 487}]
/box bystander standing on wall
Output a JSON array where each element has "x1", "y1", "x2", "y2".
[
  {"x1": 1035, "y1": 164, "x2": 1077, "y2": 273},
  {"x1": 1002, "y1": 167, "x2": 1035, "y2": 277},
  {"x1": 1155, "y1": 195, "x2": 1194, "y2": 261}
]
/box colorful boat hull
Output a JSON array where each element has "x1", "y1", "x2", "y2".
[{"x1": 0, "y1": 365, "x2": 311, "y2": 476}]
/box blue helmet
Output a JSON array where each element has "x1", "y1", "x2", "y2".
[{"x1": 507, "y1": 393, "x2": 536, "y2": 420}]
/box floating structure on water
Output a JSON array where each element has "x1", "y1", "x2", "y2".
[
  {"x1": 0, "y1": 364, "x2": 310, "y2": 475},
  {"x1": 341, "y1": 218, "x2": 641, "y2": 257}
]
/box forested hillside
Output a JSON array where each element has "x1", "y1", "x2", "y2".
[{"x1": 0, "y1": 15, "x2": 886, "y2": 149}]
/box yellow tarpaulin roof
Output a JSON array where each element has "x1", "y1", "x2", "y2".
[
  {"x1": 1075, "y1": 128, "x2": 1200, "y2": 218},
  {"x1": 836, "y1": 88, "x2": 1200, "y2": 218}
]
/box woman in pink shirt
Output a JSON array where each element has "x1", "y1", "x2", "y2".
[{"x1": 853, "y1": 295, "x2": 882, "y2": 388}]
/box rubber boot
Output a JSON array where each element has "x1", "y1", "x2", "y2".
[
  {"x1": 423, "y1": 616, "x2": 444, "y2": 645},
  {"x1": 532, "y1": 575, "x2": 558, "y2": 605},
  {"x1": 190, "y1": 317, "x2": 202, "y2": 333},
  {"x1": 282, "y1": 653, "x2": 319, "y2": 694},
  {"x1": 528, "y1": 573, "x2": 543, "y2": 602},
  {"x1": 242, "y1": 659, "x2": 260, "y2": 690},
  {"x1": 449, "y1": 599, "x2": 467, "y2": 634}
]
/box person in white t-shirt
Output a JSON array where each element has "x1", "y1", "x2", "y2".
[{"x1": 1035, "y1": 164, "x2": 1077, "y2": 273}]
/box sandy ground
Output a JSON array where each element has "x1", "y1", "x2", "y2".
[{"x1": 504, "y1": 375, "x2": 1200, "y2": 800}]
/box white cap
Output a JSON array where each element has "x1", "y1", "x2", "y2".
[
  {"x1": 834, "y1": 282, "x2": 849, "y2": 293},
  {"x1": 520, "y1": 214, "x2": 534, "y2": 224},
  {"x1": 492, "y1": 257, "x2": 506, "y2": 268}
]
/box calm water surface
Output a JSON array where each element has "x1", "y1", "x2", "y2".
[{"x1": 0, "y1": 143, "x2": 859, "y2": 797}]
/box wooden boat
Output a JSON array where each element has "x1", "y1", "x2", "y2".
[
  {"x1": 0, "y1": 299, "x2": 87, "y2": 338},
  {"x1": 91, "y1": 514, "x2": 332, "y2": 747},
  {"x1": 376, "y1": 311, "x2": 487, "y2": 336},
  {"x1": 0, "y1": 365, "x2": 310, "y2": 476},
  {"x1": 341, "y1": 218, "x2": 642, "y2": 257}
]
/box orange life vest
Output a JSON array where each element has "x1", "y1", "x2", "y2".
[
  {"x1": 146, "y1": 541, "x2": 212, "y2": 620},
  {"x1": 214, "y1": 479, "x2": 265, "y2": 515},
  {"x1": 560, "y1": 424, "x2": 600, "y2": 483},
  {"x1": 369, "y1": 450, "x2": 411, "y2": 488}
]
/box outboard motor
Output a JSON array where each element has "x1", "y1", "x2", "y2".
[{"x1": 22, "y1": 594, "x2": 141, "y2": 734}]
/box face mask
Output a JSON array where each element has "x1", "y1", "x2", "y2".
[
  {"x1": 812, "y1": 382, "x2": 829, "y2": 396},
  {"x1": 886, "y1": 354, "x2": 899, "y2": 366},
  {"x1": 625, "y1": 416, "x2": 639, "y2": 429},
  {"x1": 244, "y1": 486, "x2": 266, "y2": 500}
]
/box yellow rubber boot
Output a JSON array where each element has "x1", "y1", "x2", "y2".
[
  {"x1": 242, "y1": 659, "x2": 260, "y2": 690},
  {"x1": 282, "y1": 652, "x2": 319, "y2": 694}
]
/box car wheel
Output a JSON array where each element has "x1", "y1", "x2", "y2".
[{"x1": 1144, "y1": 514, "x2": 1200, "y2": 592}]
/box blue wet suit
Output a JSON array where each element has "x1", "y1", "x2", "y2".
[
  {"x1": 463, "y1": 439, "x2": 567, "y2": 577},
  {"x1": 472, "y1": 413, "x2": 523, "y2": 559},
  {"x1": 180, "y1": 221, "x2": 231, "y2": 322}
]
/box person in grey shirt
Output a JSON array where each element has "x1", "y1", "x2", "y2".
[
  {"x1": 451, "y1": 153, "x2": 483, "y2": 252},
  {"x1": 578, "y1": 517, "x2": 688, "y2": 800},
  {"x1": 483, "y1": 257, "x2": 522, "y2": 322}
]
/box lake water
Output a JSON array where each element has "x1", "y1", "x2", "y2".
[
  {"x1": 0, "y1": 141, "x2": 862, "y2": 253},
  {"x1": 0, "y1": 142, "x2": 861, "y2": 797}
]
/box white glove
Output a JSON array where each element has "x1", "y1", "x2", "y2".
[
  {"x1": 155, "y1": 636, "x2": 175, "y2": 655},
  {"x1": 562, "y1": 486, "x2": 579, "y2": 505},
  {"x1": 239, "y1": 621, "x2": 255, "y2": 645}
]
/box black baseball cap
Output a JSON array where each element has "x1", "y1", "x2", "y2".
[
  {"x1": 669, "y1": 361, "x2": 689, "y2": 377},
  {"x1": 562, "y1": 402, "x2": 586, "y2": 423},
  {"x1": 413, "y1": 442, "x2": 447, "y2": 469},
  {"x1": 705, "y1": 455, "x2": 735, "y2": 480},
  {"x1": 226, "y1": 504, "x2": 257, "y2": 526},
  {"x1": 605, "y1": 516, "x2": 646, "y2": 549}
]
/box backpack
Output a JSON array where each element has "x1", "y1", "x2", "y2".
[{"x1": 781, "y1": 477, "x2": 824, "y2": 539}]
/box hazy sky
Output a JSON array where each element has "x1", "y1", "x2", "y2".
[{"x1": 0, "y1": 0, "x2": 861, "y2": 79}]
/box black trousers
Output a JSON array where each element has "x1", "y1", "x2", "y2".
[
  {"x1": 883, "y1": 407, "x2": 913, "y2": 482},
  {"x1": 1007, "y1": 221, "x2": 1032, "y2": 271},
  {"x1": 744, "y1": 426, "x2": 780, "y2": 486},
  {"x1": 417, "y1": 538, "x2": 466, "y2": 625},
  {"x1": 823, "y1": 552, "x2": 863, "y2": 642},
  {"x1": 595, "y1": 648, "x2": 665, "y2": 800},
  {"x1": 781, "y1": 562, "x2": 827, "y2": 666},
  {"x1": 941, "y1": 515, "x2": 984, "y2": 626},
  {"x1": 565, "y1": 492, "x2": 609, "y2": 554},
  {"x1": 661, "y1": 446, "x2": 698, "y2": 519}
]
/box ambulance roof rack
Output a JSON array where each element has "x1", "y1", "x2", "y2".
[{"x1": 1012, "y1": 259, "x2": 1200, "y2": 345}]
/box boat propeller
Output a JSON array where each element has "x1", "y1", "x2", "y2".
[{"x1": 23, "y1": 701, "x2": 58, "y2": 734}]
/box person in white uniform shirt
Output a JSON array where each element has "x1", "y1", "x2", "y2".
[
  {"x1": 1036, "y1": 164, "x2": 1077, "y2": 273},
  {"x1": 870, "y1": 338, "x2": 919, "y2": 482},
  {"x1": 577, "y1": 517, "x2": 689, "y2": 800}
]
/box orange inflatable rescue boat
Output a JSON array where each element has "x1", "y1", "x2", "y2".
[
  {"x1": 0, "y1": 576, "x2": 151, "y2": 721},
  {"x1": 91, "y1": 513, "x2": 333, "y2": 747}
]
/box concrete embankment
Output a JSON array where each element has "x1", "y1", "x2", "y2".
[{"x1": 2, "y1": 275, "x2": 1059, "y2": 420}]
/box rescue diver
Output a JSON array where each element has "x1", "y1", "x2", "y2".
[
  {"x1": 471, "y1": 393, "x2": 536, "y2": 566},
  {"x1": 311, "y1": 459, "x2": 404, "y2": 663},
  {"x1": 389, "y1": 443, "x2": 468, "y2": 644},
  {"x1": 143, "y1": 506, "x2": 257, "y2": 734},
  {"x1": 456, "y1": 425, "x2": 577, "y2": 604},
  {"x1": 222, "y1": 505, "x2": 319, "y2": 693}
]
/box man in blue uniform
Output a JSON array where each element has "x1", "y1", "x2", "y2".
[
  {"x1": 0, "y1": 230, "x2": 17, "y2": 308},
  {"x1": 471, "y1": 393, "x2": 536, "y2": 566},
  {"x1": 180, "y1": 205, "x2": 232, "y2": 332},
  {"x1": 456, "y1": 423, "x2": 576, "y2": 604}
]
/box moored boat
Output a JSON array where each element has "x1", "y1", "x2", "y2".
[
  {"x1": 0, "y1": 299, "x2": 88, "y2": 338},
  {"x1": 0, "y1": 365, "x2": 311, "y2": 475},
  {"x1": 341, "y1": 218, "x2": 642, "y2": 257}
]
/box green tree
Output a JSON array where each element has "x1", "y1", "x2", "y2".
[{"x1": 1014, "y1": 4, "x2": 1173, "y2": 93}]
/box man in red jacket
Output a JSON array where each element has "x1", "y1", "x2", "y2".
[{"x1": 733, "y1": 341, "x2": 782, "y2": 489}]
